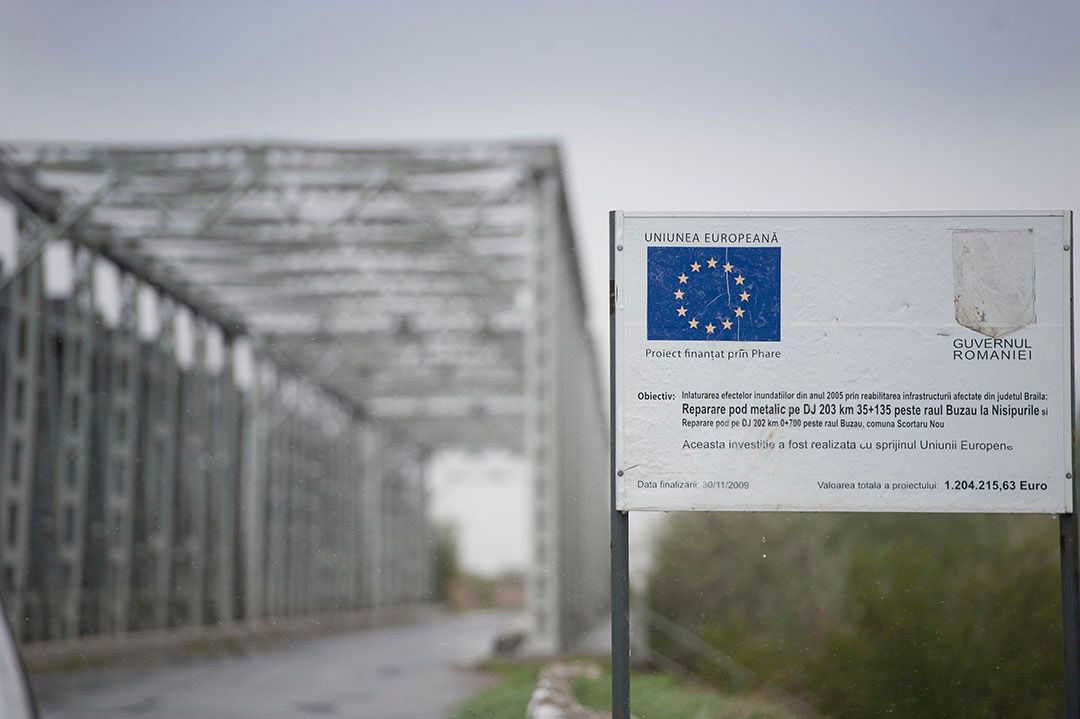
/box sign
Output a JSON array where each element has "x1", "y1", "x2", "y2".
[{"x1": 613, "y1": 211, "x2": 1073, "y2": 513}]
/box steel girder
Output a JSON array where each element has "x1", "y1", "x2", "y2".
[
  {"x1": 0, "y1": 142, "x2": 607, "y2": 653},
  {"x1": 0, "y1": 142, "x2": 546, "y2": 445}
]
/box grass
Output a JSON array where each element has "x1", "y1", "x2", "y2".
[
  {"x1": 452, "y1": 661, "x2": 796, "y2": 719},
  {"x1": 575, "y1": 670, "x2": 795, "y2": 719},
  {"x1": 452, "y1": 661, "x2": 543, "y2": 719}
]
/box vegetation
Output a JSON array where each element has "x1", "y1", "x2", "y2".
[
  {"x1": 432, "y1": 521, "x2": 460, "y2": 601},
  {"x1": 446, "y1": 571, "x2": 526, "y2": 611},
  {"x1": 432, "y1": 522, "x2": 525, "y2": 611},
  {"x1": 649, "y1": 512, "x2": 1064, "y2": 718},
  {"x1": 574, "y1": 669, "x2": 794, "y2": 719},
  {"x1": 451, "y1": 662, "x2": 541, "y2": 719},
  {"x1": 451, "y1": 661, "x2": 794, "y2": 719}
]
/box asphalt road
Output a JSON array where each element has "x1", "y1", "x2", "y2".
[{"x1": 31, "y1": 610, "x2": 524, "y2": 719}]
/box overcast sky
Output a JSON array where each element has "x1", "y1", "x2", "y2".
[
  {"x1": 3, "y1": 0, "x2": 1078, "y2": 572},
  {"x1": 5, "y1": 0, "x2": 1079, "y2": 345}
]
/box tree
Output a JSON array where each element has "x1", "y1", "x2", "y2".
[{"x1": 432, "y1": 521, "x2": 460, "y2": 602}]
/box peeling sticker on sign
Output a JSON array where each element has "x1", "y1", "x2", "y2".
[{"x1": 952, "y1": 229, "x2": 1035, "y2": 337}]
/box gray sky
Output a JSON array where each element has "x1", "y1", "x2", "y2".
[
  {"x1": 4, "y1": 0, "x2": 1079, "y2": 347},
  {"x1": 3, "y1": 0, "x2": 1078, "y2": 572}
]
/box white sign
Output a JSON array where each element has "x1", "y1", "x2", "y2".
[{"x1": 613, "y1": 211, "x2": 1073, "y2": 513}]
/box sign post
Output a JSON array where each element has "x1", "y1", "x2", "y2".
[
  {"x1": 610, "y1": 211, "x2": 631, "y2": 718},
  {"x1": 610, "y1": 211, "x2": 1075, "y2": 719},
  {"x1": 1062, "y1": 225, "x2": 1079, "y2": 719}
]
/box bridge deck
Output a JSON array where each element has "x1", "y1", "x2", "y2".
[{"x1": 33, "y1": 609, "x2": 522, "y2": 719}]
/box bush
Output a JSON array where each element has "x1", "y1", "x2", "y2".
[
  {"x1": 649, "y1": 513, "x2": 1064, "y2": 718},
  {"x1": 432, "y1": 521, "x2": 460, "y2": 601}
]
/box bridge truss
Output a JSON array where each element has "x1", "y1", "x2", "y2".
[{"x1": 0, "y1": 142, "x2": 607, "y2": 653}]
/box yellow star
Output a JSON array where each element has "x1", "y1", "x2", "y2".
[
  {"x1": 674, "y1": 289, "x2": 684, "y2": 300},
  {"x1": 706, "y1": 258, "x2": 718, "y2": 268},
  {"x1": 688, "y1": 318, "x2": 699, "y2": 329},
  {"x1": 739, "y1": 291, "x2": 750, "y2": 302},
  {"x1": 677, "y1": 306, "x2": 687, "y2": 317},
  {"x1": 722, "y1": 262, "x2": 734, "y2": 273},
  {"x1": 734, "y1": 274, "x2": 746, "y2": 285},
  {"x1": 678, "y1": 273, "x2": 689, "y2": 284},
  {"x1": 690, "y1": 262, "x2": 701, "y2": 272},
  {"x1": 705, "y1": 323, "x2": 715, "y2": 334},
  {"x1": 722, "y1": 319, "x2": 733, "y2": 330},
  {"x1": 734, "y1": 306, "x2": 745, "y2": 318}
]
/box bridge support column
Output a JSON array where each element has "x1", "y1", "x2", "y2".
[
  {"x1": 44, "y1": 247, "x2": 95, "y2": 640},
  {"x1": 97, "y1": 274, "x2": 140, "y2": 634},
  {"x1": 526, "y1": 168, "x2": 562, "y2": 655},
  {"x1": 361, "y1": 425, "x2": 385, "y2": 610},
  {"x1": 240, "y1": 363, "x2": 268, "y2": 622},
  {"x1": 526, "y1": 164, "x2": 611, "y2": 654},
  {"x1": 135, "y1": 299, "x2": 179, "y2": 631},
  {"x1": 0, "y1": 212, "x2": 42, "y2": 639}
]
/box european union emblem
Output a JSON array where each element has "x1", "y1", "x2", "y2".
[{"x1": 647, "y1": 246, "x2": 781, "y2": 341}]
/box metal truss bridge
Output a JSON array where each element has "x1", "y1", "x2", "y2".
[{"x1": 0, "y1": 142, "x2": 607, "y2": 654}]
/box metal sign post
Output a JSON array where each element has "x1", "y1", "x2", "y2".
[
  {"x1": 1062, "y1": 216, "x2": 1079, "y2": 719},
  {"x1": 610, "y1": 211, "x2": 631, "y2": 719},
  {"x1": 611, "y1": 210, "x2": 1076, "y2": 719},
  {"x1": 1061, "y1": 509, "x2": 1080, "y2": 719}
]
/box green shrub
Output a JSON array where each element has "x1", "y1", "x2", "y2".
[{"x1": 649, "y1": 513, "x2": 1064, "y2": 718}]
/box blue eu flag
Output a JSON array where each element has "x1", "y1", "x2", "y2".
[{"x1": 647, "y1": 246, "x2": 781, "y2": 341}]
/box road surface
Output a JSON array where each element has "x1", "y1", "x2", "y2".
[{"x1": 31, "y1": 610, "x2": 523, "y2": 719}]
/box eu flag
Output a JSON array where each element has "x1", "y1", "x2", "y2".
[{"x1": 647, "y1": 246, "x2": 781, "y2": 341}]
